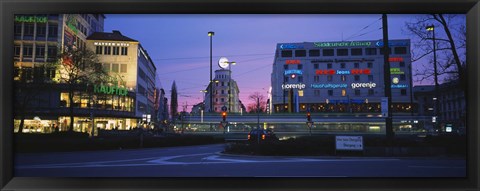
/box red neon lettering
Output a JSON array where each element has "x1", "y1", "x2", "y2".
[
  {"x1": 328, "y1": 70, "x2": 335, "y2": 75},
  {"x1": 389, "y1": 57, "x2": 404, "y2": 62},
  {"x1": 351, "y1": 69, "x2": 360, "y2": 75},
  {"x1": 286, "y1": 60, "x2": 300, "y2": 64},
  {"x1": 363, "y1": 69, "x2": 371, "y2": 75}
]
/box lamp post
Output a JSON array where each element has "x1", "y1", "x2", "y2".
[
  {"x1": 426, "y1": 25, "x2": 439, "y2": 131},
  {"x1": 208, "y1": 31, "x2": 215, "y2": 113},
  {"x1": 227, "y1": 61, "x2": 236, "y2": 113}
]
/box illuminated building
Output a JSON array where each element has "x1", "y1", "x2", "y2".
[
  {"x1": 271, "y1": 39, "x2": 415, "y2": 114},
  {"x1": 204, "y1": 69, "x2": 241, "y2": 113}
]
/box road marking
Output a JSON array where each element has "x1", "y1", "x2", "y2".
[{"x1": 408, "y1": 166, "x2": 465, "y2": 169}]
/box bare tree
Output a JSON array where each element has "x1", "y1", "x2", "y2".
[
  {"x1": 57, "y1": 46, "x2": 107, "y2": 132},
  {"x1": 247, "y1": 92, "x2": 266, "y2": 113},
  {"x1": 405, "y1": 14, "x2": 466, "y2": 90}
]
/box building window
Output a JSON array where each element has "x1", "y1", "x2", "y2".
[
  {"x1": 221, "y1": 90, "x2": 225, "y2": 94},
  {"x1": 327, "y1": 75, "x2": 333, "y2": 82},
  {"x1": 354, "y1": 63, "x2": 359, "y2": 68},
  {"x1": 365, "y1": 48, "x2": 376, "y2": 55},
  {"x1": 14, "y1": 45, "x2": 21, "y2": 56},
  {"x1": 368, "y1": 75, "x2": 373, "y2": 81},
  {"x1": 401, "y1": 89, "x2": 407, "y2": 96},
  {"x1": 314, "y1": 90, "x2": 320, "y2": 96},
  {"x1": 36, "y1": 24, "x2": 46, "y2": 37},
  {"x1": 327, "y1": 63, "x2": 332, "y2": 69},
  {"x1": 298, "y1": 64, "x2": 303, "y2": 69},
  {"x1": 368, "y1": 62, "x2": 373, "y2": 68},
  {"x1": 104, "y1": 46, "x2": 111, "y2": 55},
  {"x1": 281, "y1": 50, "x2": 293, "y2": 57},
  {"x1": 341, "y1": 75, "x2": 346, "y2": 82},
  {"x1": 221, "y1": 82, "x2": 224, "y2": 86},
  {"x1": 342, "y1": 89, "x2": 346, "y2": 96},
  {"x1": 111, "y1": 64, "x2": 119, "y2": 73},
  {"x1": 121, "y1": 47, "x2": 128, "y2": 55},
  {"x1": 337, "y1": 49, "x2": 348, "y2": 56},
  {"x1": 354, "y1": 75, "x2": 360, "y2": 81},
  {"x1": 23, "y1": 45, "x2": 33, "y2": 57},
  {"x1": 113, "y1": 47, "x2": 120, "y2": 55},
  {"x1": 47, "y1": 46, "x2": 57, "y2": 58},
  {"x1": 120, "y1": 64, "x2": 127, "y2": 73},
  {"x1": 48, "y1": 24, "x2": 58, "y2": 37},
  {"x1": 328, "y1": 90, "x2": 333, "y2": 96},
  {"x1": 380, "y1": 47, "x2": 392, "y2": 55},
  {"x1": 340, "y1": 63, "x2": 346, "y2": 68},
  {"x1": 284, "y1": 65, "x2": 288, "y2": 70},
  {"x1": 400, "y1": 74, "x2": 406, "y2": 81},
  {"x1": 355, "y1": 89, "x2": 360, "y2": 96},
  {"x1": 96, "y1": 46, "x2": 103, "y2": 54},
  {"x1": 351, "y1": 48, "x2": 362, "y2": 56},
  {"x1": 221, "y1": 98, "x2": 225, "y2": 102},
  {"x1": 298, "y1": 76, "x2": 303, "y2": 82},
  {"x1": 314, "y1": 63, "x2": 319, "y2": 69},
  {"x1": 14, "y1": 23, "x2": 22, "y2": 36},
  {"x1": 284, "y1": 76, "x2": 289, "y2": 83},
  {"x1": 400, "y1": 62, "x2": 405, "y2": 67},
  {"x1": 314, "y1": 76, "x2": 320, "y2": 82},
  {"x1": 323, "y1": 49, "x2": 334, "y2": 56},
  {"x1": 295, "y1": 50, "x2": 306, "y2": 57},
  {"x1": 394, "y1": 47, "x2": 408, "y2": 54},
  {"x1": 24, "y1": 23, "x2": 34, "y2": 36},
  {"x1": 35, "y1": 45, "x2": 45, "y2": 58},
  {"x1": 309, "y1": 49, "x2": 320, "y2": 57},
  {"x1": 368, "y1": 89, "x2": 374, "y2": 95},
  {"x1": 103, "y1": 63, "x2": 110, "y2": 72}
]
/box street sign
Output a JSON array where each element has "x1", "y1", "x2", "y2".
[
  {"x1": 220, "y1": 121, "x2": 228, "y2": 128},
  {"x1": 222, "y1": 106, "x2": 227, "y2": 112},
  {"x1": 381, "y1": 97, "x2": 388, "y2": 117},
  {"x1": 335, "y1": 136, "x2": 363, "y2": 151}
]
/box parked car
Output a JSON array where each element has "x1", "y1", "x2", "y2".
[{"x1": 247, "y1": 128, "x2": 278, "y2": 143}]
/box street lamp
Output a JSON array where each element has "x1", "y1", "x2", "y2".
[
  {"x1": 208, "y1": 31, "x2": 215, "y2": 113},
  {"x1": 426, "y1": 25, "x2": 440, "y2": 130}
]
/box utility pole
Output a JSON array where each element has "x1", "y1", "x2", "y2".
[
  {"x1": 382, "y1": 14, "x2": 394, "y2": 142},
  {"x1": 257, "y1": 97, "x2": 260, "y2": 130}
]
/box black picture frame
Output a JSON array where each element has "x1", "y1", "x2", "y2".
[{"x1": 1, "y1": 0, "x2": 479, "y2": 190}]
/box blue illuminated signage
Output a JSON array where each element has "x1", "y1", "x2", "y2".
[
  {"x1": 375, "y1": 41, "x2": 409, "y2": 47},
  {"x1": 284, "y1": 70, "x2": 303, "y2": 75},
  {"x1": 280, "y1": 44, "x2": 303, "y2": 49},
  {"x1": 336, "y1": 70, "x2": 350, "y2": 75},
  {"x1": 329, "y1": 99, "x2": 365, "y2": 104},
  {"x1": 311, "y1": 84, "x2": 348, "y2": 89},
  {"x1": 391, "y1": 84, "x2": 409, "y2": 88}
]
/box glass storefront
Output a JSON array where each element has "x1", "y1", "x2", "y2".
[{"x1": 60, "y1": 92, "x2": 134, "y2": 112}]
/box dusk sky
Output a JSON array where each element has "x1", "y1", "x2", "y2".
[{"x1": 103, "y1": 14, "x2": 465, "y2": 112}]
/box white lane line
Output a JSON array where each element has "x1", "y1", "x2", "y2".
[
  {"x1": 202, "y1": 155, "x2": 254, "y2": 163},
  {"x1": 408, "y1": 166, "x2": 465, "y2": 169}
]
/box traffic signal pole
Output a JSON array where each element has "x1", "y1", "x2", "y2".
[{"x1": 382, "y1": 14, "x2": 394, "y2": 143}]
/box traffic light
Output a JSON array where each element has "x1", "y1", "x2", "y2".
[
  {"x1": 307, "y1": 112, "x2": 311, "y2": 122},
  {"x1": 222, "y1": 112, "x2": 227, "y2": 122}
]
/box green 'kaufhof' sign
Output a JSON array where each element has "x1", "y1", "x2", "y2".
[
  {"x1": 94, "y1": 84, "x2": 128, "y2": 96},
  {"x1": 15, "y1": 15, "x2": 48, "y2": 23}
]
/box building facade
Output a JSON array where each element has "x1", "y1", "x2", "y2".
[
  {"x1": 271, "y1": 39, "x2": 415, "y2": 114},
  {"x1": 13, "y1": 14, "x2": 107, "y2": 133},
  {"x1": 204, "y1": 69, "x2": 241, "y2": 113},
  {"x1": 87, "y1": 30, "x2": 157, "y2": 129}
]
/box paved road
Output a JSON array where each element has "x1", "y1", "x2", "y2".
[{"x1": 15, "y1": 144, "x2": 466, "y2": 177}]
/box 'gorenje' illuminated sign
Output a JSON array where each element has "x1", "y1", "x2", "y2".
[
  {"x1": 284, "y1": 70, "x2": 303, "y2": 75},
  {"x1": 286, "y1": 60, "x2": 301, "y2": 64},
  {"x1": 390, "y1": 68, "x2": 405, "y2": 75},
  {"x1": 351, "y1": 82, "x2": 376, "y2": 89},
  {"x1": 282, "y1": 83, "x2": 306, "y2": 90},
  {"x1": 311, "y1": 84, "x2": 348, "y2": 89},
  {"x1": 314, "y1": 41, "x2": 372, "y2": 48},
  {"x1": 94, "y1": 84, "x2": 128, "y2": 96},
  {"x1": 316, "y1": 69, "x2": 371, "y2": 75},
  {"x1": 15, "y1": 15, "x2": 48, "y2": 23}
]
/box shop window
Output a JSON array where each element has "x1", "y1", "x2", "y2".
[
  {"x1": 337, "y1": 49, "x2": 348, "y2": 56},
  {"x1": 35, "y1": 45, "x2": 45, "y2": 58},
  {"x1": 96, "y1": 46, "x2": 103, "y2": 54},
  {"x1": 354, "y1": 63, "x2": 359, "y2": 68},
  {"x1": 24, "y1": 23, "x2": 34, "y2": 36},
  {"x1": 121, "y1": 47, "x2": 128, "y2": 55},
  {"x1": 394, "y1": 47, "x2": 408, "y2": 54},
  {"x1": 104, "y1": 46, "x2": 111, "y2": 55},
  {"x1": 341, "y1": 89, "x2": 346, "y2": 96},
  {"x1": 48, "y1": 24, "x2": 58, "y2": 37},
  {"x1": 368, "y1": 62, "x2": 373, "y2": 68},
  {"x1": 365, "y1": 48, "x2": 376, "y2": 55},
  {"x1": 113, "y1": 46, "x2": 120, "y2": 55},
  {"x1": 14, "y1": 23, "x2": 22, "y2": 36},
  {"x1": 36, "y1": 24, "x2": 46, "y2": 37},
  {"x1": 340, "y1": 63, "x2": 346, "y2": 68},
  {"x1": 14, "y1": 46, "x2": 21, "y2": 56},
  {"x1": 380, "y1": 47, "x2": 392, "y2": 55},
  {"x1": 328, "y1": 90, "x2": 333, "y2": 96},
  {"x1": 23, "y1": 45, "x2": 33, "y2": 57},
  {"x1": 314, "y1": 64, "x2": 319, "y2": 69}
]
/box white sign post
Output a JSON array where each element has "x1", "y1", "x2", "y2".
[
  {"x1": 335, "y1": 136, "x2": 364, "y2": 151},
  {"x1": 381, "y1": 97, "x2": 388, "y2": 117}
]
